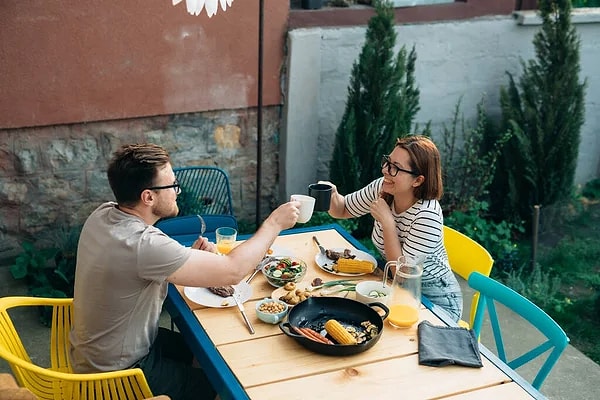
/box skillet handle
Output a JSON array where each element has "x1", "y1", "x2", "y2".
[
  {"x1": 368, "y1": 302, "x2": 390, "y2": 320},
  {"x1": 279, "y1": 322, "x2": 304, "y2": 338}
]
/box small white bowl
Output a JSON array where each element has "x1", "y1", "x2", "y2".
[
  {"x1": 255, "y1": 298, "x2": 289, "y2": 324},
  {"x1": 355, "y1": 281, "x2": 391, "y2": 305}
]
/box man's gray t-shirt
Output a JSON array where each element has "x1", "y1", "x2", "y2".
[{"x1": 69, "y1": 202, "x2": 191, "y2": 372}]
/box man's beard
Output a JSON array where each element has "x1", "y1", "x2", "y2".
[{"x1": 154, "y1": 202, "x2": 179, "y2": 219}]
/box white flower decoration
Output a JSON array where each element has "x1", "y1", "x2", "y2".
[{"x1": 172, "y1": 0, "x2": 234, "y2": 18}]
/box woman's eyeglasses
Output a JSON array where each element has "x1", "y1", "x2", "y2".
[
  {"x1": 381, "y1": 155, "x2": 420, "y2": 177},
  {"x1": 146, "y1": 181, "x2": 182, "y2": 195}
]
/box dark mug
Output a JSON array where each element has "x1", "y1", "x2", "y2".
[{"x1": 308, "y1": 183, "x2": 332, "y2": 212}]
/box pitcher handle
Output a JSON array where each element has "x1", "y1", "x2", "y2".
[
  {"x1": 382, "y1": 261, "x2": 396, "y2": 288},
  {"x1": 383, "y1": 255, "x2": 408, "y2": 287}
]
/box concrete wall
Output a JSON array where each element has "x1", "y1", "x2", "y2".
[{"x1": 283, "y1": 11, "x2": 600, "y2": 199}]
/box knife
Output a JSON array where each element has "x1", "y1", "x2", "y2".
[
  {"x1": 231, "y1": 290, "x2": 255, "y2": 334},
  {"x1": 312, "y1": 236, "x2": 326, "y2": 255}
]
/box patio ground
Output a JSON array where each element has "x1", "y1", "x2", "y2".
[{"x1": 1, "y1": 265, "x2": 599, "y2": 399}]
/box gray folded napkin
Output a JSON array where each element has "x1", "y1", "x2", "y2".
[{"x1": 417, "y1": 320, "x2": 483, "y2": 368}]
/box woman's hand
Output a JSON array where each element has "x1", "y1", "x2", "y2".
[
  {"x1": 192, "y1": 236, "x2": 217, "y2": 253},
  {"x1": 317, "y1": 180, "x2": 347, "y2": 218},
  {"x1": 370, "y1": 197, "x2": 395, "y2": 229}
]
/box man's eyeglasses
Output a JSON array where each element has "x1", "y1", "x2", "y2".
[
  {"x1": 145, "y1": 181, "x2": 182, "y2": 195},
  {"x1": 381, "y1": 155, "x2": 420, "y2": 177}
]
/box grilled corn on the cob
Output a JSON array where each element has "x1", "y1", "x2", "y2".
[
  {"x1": 324, "y1": 319, "x2": 357, "y2": 345},
  {"x1": 334, "y1": 258, "x2": 374, "y2": 274}
]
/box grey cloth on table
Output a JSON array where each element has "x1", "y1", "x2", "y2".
[{"x1": 417, "y1": 320, "x2": 483, "y2": 368}]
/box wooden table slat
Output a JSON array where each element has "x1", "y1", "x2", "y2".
[
  {"x1": 245, "y1": 354, "x2": 512, "y2": 400},
  {"x1": 167, "y1": 225, "x2": 542, "y2": 400}
]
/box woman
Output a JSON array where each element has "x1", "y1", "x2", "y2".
[{"x1": 324, "y1": 135, "x2": 462, "y2": 321}]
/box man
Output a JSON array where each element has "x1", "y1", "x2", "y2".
[{"x1": 69, "y1": 143, "x2": 300, "y2": 400}]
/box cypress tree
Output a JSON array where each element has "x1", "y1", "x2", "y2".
[
  {"x1": 329, "y1": 0, "x2": 421, "y2": 237},
  {"x1": 493, "y1": 0, "x2": 586, "y2": 225}
]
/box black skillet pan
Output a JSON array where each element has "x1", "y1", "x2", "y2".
[{"x1": 279, "y1": 296, "x2": 389, "y2": 356}]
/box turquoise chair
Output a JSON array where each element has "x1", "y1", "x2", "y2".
[
  {"x1": 468, "y1": 272, "x2": 569, "y2": 389},
  {"x1": 174, "y1": 166, "x2": 234, "y2": 216},
  {"x1": 156, "y1": 214, "x2": 238, "y2": 246}
]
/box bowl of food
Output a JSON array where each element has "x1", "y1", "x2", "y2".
[
  {"x1": 261, "y1": 256, "x2": 307, "y2": 288},
  {"x1": 255, "y1": 298, "x2": 289, "y2": 324},
  {"x1": 355, "y1": 281, "x2": 391, "y2": 305},
  {"x1": 279, "y1": 297, "x2": 389, "y2": 356}
]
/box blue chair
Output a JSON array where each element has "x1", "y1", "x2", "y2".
[
  {"x1": 155, "y1": 214, "x2": 238, "y2": 246},
  {"x1": 174, "y1": 166, "x2": 234, "y2": 216},
  {"x1": 468, "y1": 272, "x2": 569, "y2": 390}
]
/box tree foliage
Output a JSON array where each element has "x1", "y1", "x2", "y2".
[
  {"x1": 493, "y1": 0, "x2": 586, "y2": 225},
  {"x1": 329, "y1": 0, "x2": 423, "y2": 237}
]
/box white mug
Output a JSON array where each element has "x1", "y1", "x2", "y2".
[{"x1": 290, "y1": 194, "x2": 315, "y2": 223}]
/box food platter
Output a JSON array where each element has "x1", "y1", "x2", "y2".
[
  {"x1": 183, "y1": 282, "x2": 253, "y2": 308},
  {"x1": 270, "y1": 279, "x2": 352, "y2": 307},
  {"x1": 315, "y1": 248, "x2": 378, "y2": 276}
]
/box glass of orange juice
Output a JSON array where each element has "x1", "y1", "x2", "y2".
[
  {"x1": 215, "y1": 227, "x2": 237, "y2": 255},
  {"x1": 383, "y1": 257, "x2": 423, "y2": 329}
]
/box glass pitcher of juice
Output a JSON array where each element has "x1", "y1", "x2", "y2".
[{"x1": 382, "y1": 256, "x2": 423, "y2": 329}]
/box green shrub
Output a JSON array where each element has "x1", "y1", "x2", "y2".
[
  {"x1": 445, "y1": 201, "x2": 524, "y2": 274},
  {"x1": 329, "y1": 0, "x2": 424, "y2": 238},
  {"x1": 295, "y1": 211, "x2": 358, "y2": 234},
  {"x1": 504, "y1": 264, "x2": 569, "y2": 313},
  {"x1": 582, "y1": 178, "x2": 600, "y2": 200},
  {"x1": 440, "y1": 96, "x2": 511, "y2": 214},
  {"x1": 494, "y1": 0, "x2": 587, "y2": 226}
]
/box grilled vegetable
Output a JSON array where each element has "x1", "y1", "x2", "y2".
[
  {"x1": 334, "y1": 258, "x2": 375, "y2": 274},
  {"x1": 324, "y1": 319, "x2": 358, "y2": 345}
]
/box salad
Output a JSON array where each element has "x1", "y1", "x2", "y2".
[{"x1": 263, "y1": 257, "x2": 306, "y2": 287}]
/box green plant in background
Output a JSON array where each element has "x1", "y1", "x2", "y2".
[
  {"x1": 9, "y1": 226, "x2": 82, "y2": 325},
  {"x1": 493, "y1": 0, "x2": 587, "y2": 227},
  {"x1": 329, "y1": 0, "x2": 424, "y2": 238},
  {"x1": 504, "y1": 263, "x2": 566, "y2": 312},
  {"x1": 295, "y1": 211, "x2": 359, "y2": 234},
  {"x1": 582, "y1": 178, "x2": 600, "y2": 200},
  {"x1": 445, "y1": 201, "x2": 524, "y2": 274},
  {"x1": 440, "y1": 96, "x2": 512, "y2": 215},
  {"x1": 572, "y1": 0, "x2": 600, "y2": 6},
  {"x1": 10, "y1": 242, "x2": 60, "y2": 294},
  {"x1": 10, "y1": 226, "x2": 82, "y2": 324}
]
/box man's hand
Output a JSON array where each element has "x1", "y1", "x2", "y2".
[
  {"x1": 266, "y1": 201, "x2": 300, "y2": 231},
  {"x1": 191, "y1": 236, "x2": 217, "y2": 253}
]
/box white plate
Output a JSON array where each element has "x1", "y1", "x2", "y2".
[
  {"x1": 315, "y1": 248, "x2": 378, "y2": 276},
  {"x1": 183, "y1": 282, "x2": 253, "y2": 308},
  {"x1": 267, "y1": 244, "x2": 290, "y2": 257}
]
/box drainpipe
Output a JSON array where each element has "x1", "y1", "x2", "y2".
[{"x1": 256, "y1": 0, "x2": 264, "y2": 228}]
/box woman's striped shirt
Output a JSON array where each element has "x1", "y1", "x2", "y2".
[{"x1": 344, "y1": 177, "x2": 450, "y2": 283}]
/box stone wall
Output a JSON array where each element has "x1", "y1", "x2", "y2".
[{"x1": 0, "y1": 108, "x2": 280, "y2": 261}]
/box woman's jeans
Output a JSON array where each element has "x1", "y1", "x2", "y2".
[{"x1": 422, "y1": 272, "x2": 463, "y2": 322}]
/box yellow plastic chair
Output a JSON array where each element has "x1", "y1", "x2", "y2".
[
  {"x1": 443, "y1": 226, "x2": 494, "y2": 328},
  {"x1": 0, "y1": 296, "x2": 154, "y2": 400}
]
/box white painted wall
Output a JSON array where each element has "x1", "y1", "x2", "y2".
[{"x1": 283, "y1": 12, "x2": 600, "y2": 199}]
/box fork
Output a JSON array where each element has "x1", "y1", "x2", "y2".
[
  {"x1": 246, "y1": 256, "x2": 277, "y2": 284},
  {"x1": 197, "y1": 215, "x2": 206, "y2": 238}
]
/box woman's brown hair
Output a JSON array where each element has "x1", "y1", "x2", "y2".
[{"x1": 382, "y1": 135, "x2": 443, "y2": 203}]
